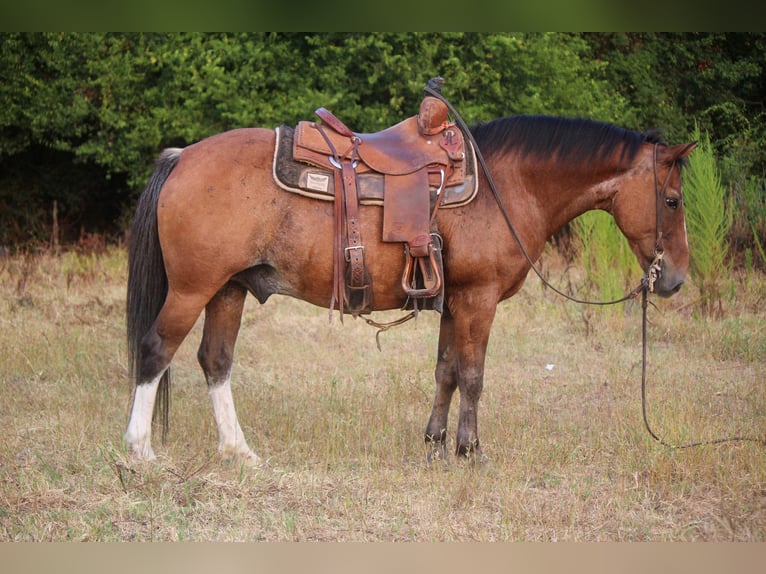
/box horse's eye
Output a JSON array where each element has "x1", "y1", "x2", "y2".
[{"x1": 665, "y1": 197, "x2": 680, "y2": 210}]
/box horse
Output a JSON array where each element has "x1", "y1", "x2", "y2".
[{"x1": 124, "y1": 111, "x2": 696, "y2": 466}]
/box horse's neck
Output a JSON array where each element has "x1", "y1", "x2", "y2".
[{"x1": 525, "y1": 163, "x2": 624, "y2": 238}]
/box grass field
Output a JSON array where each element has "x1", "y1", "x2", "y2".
[{"x1": 1, "y1": 246, "x2": 764, "y2": 541}]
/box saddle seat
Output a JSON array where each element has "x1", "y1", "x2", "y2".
[{"x1": 294, "y1": 102, "x2": 465, "y2": 186}]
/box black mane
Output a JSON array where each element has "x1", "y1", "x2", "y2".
[{"x1": 470, "y1": 115, "x2": 664, "y2": 168}]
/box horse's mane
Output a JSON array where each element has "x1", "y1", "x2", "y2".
[{"x1": 470, "y1": 115, "x2": 665, "y2": 168}]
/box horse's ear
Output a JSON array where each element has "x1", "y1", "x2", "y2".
[{"x1": 671, "y1": 142, "x2": 697, "y2": 160}]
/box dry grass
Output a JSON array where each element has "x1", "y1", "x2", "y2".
[{"x1": 0, "y1": 246, "x2": 764, "y2": 541}]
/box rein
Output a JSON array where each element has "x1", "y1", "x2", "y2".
[
  {"x1": 425, "y1": 80, "x2": 765, "y2": 450},
  {"x1": 426, "y1": 80, "x2": 659, "y2": 305}
]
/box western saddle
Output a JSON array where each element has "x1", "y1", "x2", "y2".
[{"x1": 287, "y1": 80, "x2": 467, "y2": 318}]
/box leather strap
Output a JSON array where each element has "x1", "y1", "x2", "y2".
[
  {"x1": 653, "y1": 143, "x2": 675, "y2": 258},
  {"x1": 313, "y1": 121, "x2": 370, "y2": 317},
  {"x1": 315, "y1": 107, "x2": 354, "y2": 138},
  {"x1": 341, "y1": 160, "x2": 366, "y2": 290},
  {"x1": 313, "y1": 122, "x2": 347, "y2": 318},
  {"x1": 331, "y1": 167, "x2": 345, "y2": 318}
]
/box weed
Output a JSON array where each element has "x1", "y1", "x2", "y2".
[{"x1": 685, "y1": 125, "x2": 733, "y2": 316}]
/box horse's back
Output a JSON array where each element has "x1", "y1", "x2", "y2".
[{"x1": 155, "y1": 126, "x2": 413, "y2": 310}]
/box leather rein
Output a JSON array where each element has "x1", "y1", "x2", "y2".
[
  {"x1": 426, "y1": 83, "x2": 668, "y2": 305},
  {"x1": 424, "y1": 83, "x2": 765, "y2": 450}
]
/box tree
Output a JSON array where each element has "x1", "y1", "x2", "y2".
[{"x1": 1, "y1": 33, "x2": 763, "y2": 248}]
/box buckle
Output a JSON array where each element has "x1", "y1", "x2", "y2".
[
  {"x1": 647, "y1": 251, "x2": 664, "y2": 293},
  {"x1": 329, "y1": 156, "x2": 358, "y2": 169},
  {"x1": 344, "y1": 245, "x2": 365, "y2": 261}
]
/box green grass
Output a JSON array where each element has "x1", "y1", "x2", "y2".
[{"x1": 0, "y1": 247, "x2": 764, "y2": 541}]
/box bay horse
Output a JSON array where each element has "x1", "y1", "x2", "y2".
[{"x1": 124, "y1": 112, "x2": 696, "y2": 466}]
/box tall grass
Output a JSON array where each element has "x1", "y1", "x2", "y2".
[
  {"x1": 684, "y1": 125, "x2": 733, "y2": 316},
  {"x1": 1, "y1": 248, "x2": 764, "y2": 541},
  {"x1": 573, "y1": 210, "x2": 636, "y2": 307}
]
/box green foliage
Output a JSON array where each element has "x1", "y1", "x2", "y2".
[
  {"x1": 744, "y1": 177, "x2": 766, "y2": 268},
  {"x1": 732, "y1": 176, "x2": 766, "y2": 272},
  {"x1": 582, "y1": 33, "x2": 766, "y2": 167},
  {"x1": 684, "y1": 125, "x2": 733, "y2": 315},
  {"x1": 573, "y1": 210, "x2": 636, "y2": 306},
  {"x1": 1, "y1": 32, "x2": 765, "y2": 251},
  {"x1": 0, "y1": 31, "x2": 632, "y2": 171}
]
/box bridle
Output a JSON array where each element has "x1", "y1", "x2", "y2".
[
  {"x1": 646, "y1": 142, "x2": 676, "y2": 295},
  {"x1": 425, "y1": 79, "x2": 765, "y2": 449}
]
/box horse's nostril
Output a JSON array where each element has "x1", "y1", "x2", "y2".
[{"x1": 657, "y1": 278, "x2": 684, "y2": 298}]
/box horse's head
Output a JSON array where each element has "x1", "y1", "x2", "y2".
[{"x1": 612, "y1": 141, "x2": 697, "y2": 297}]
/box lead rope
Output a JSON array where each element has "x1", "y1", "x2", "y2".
[
  {"x1": 640, "y1": 288, "x2": 765, "y2": 448},
  {"x1": 425, "y1": 79, "x2": 765, "y2": 450},
  {"x1": 425, "y1": 81, "x2": 645, "y2": 306}
]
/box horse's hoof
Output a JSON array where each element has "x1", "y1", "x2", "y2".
[
  {"x1": 242, "y1": 453, "x2": 266, "y2": 469},
  {"x1": 425, "y1": 443, "x2": 450, "y2": 465},
  {"x1": 455, "y1": 442, "x2": 489, "y2": 468},
  {"x1": 222, "y1": 449, "x2": 265, "y2": 469},
  {"x1": 126, "y1": 442, "x2": 157, "y2": 463},
  {"x1": 459, "y1": 451, "x2": 490, "y2": 469}
]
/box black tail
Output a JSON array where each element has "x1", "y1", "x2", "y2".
[{"x1": 126, "y1": 148, "x2": 182, "y2": 442}]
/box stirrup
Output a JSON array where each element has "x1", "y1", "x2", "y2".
[
  {"x1": 344, "y1": 282, "x2": 372, "y2": 315},
  {"x1": 402, "y1": 235, "x2": 442, "y2": 299}
]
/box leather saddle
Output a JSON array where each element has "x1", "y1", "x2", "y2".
[{"x1": 276, "y1": 92, "x2": 468, "y2": 318}]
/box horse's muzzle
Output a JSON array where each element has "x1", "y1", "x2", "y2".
[
  {"x1": 657, "y1": 279, "x2": 684, "y2": 298},
  {"x1": 653, "y1": 266, "x2": 685, "y2": 298}
]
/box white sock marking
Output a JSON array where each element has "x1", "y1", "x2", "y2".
[
  {"x1": 124, "y1": 374, "x2": 162, "y2": 460},
  {"x1": 209, "y1": 378, "x2": 261, "y2": 464}
]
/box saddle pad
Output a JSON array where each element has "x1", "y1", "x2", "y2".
[{"x1": 272, "y1": 125, "x2": 479, "y2": 208}]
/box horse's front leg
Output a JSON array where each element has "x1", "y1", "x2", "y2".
[
  {"x1": 425, "y1": 308, "x2": 458, "y2": 461},
  {"x1": 451, "y1": 296, "x2": 498, "y2": 460},
  {"x1": 426, "y1": 297, "x2": 496, "y2": 461},
  {"x1": 457, "y1": 355, "x2": 491, "y2": 457}
]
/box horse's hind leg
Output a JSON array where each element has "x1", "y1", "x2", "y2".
[
  {"x1": 125, "y1": 291, "x2": 209, "y2": 461},
  {"x1": 197, "y1": 282, "x2": 261, "y2": 467}
]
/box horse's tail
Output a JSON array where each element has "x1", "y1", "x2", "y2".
[{"x1": 126, "y1": 147, "x2": 183, "y2": 442}]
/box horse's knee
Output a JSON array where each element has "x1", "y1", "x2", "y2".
[
  {"x1": 434, "y1": 359, "x2": 457, "y2": 391},
  {"x1": 458, "y1": 366, "x2": 484, "y2": 401}
]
